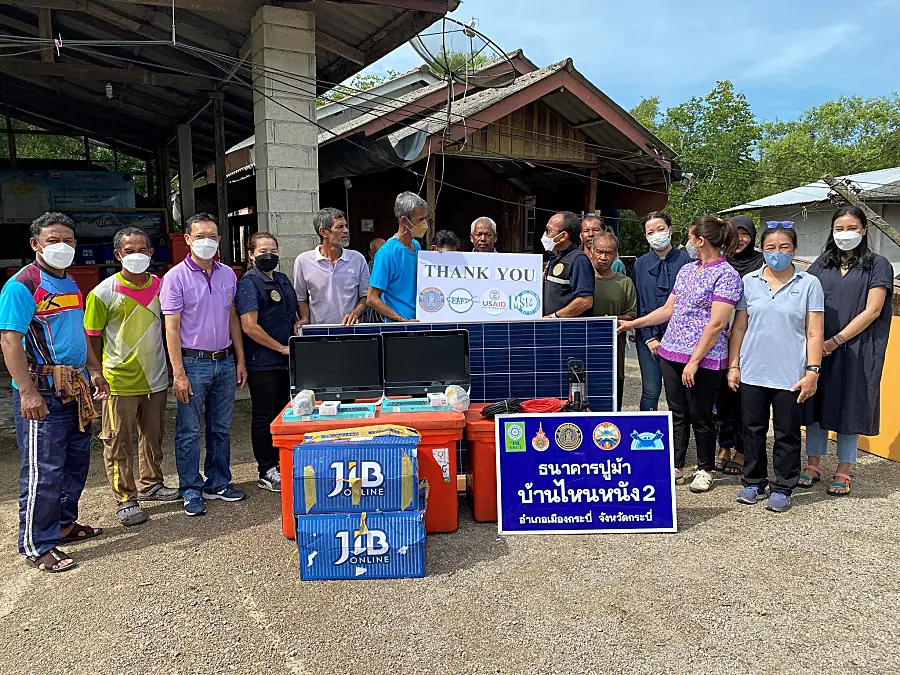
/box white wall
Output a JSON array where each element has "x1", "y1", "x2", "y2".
[{"x1": 757, "y1": 202, "x2": 900, "y2": 277}]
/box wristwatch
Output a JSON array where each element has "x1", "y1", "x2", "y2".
[{"x1": 806, "y1": 365, "x2": 821, "y2": 374}]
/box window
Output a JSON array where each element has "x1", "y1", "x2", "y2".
[{"x1": 523, "y1": 195, "x2": 536, "y2": 251}]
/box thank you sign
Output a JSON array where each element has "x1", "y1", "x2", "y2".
[
  {"x1": 496, "y1": 412, "x2": 677, "y2": 534},
  {"x1": 415, "y1": 251, "x2": 543, "y2": 322}
]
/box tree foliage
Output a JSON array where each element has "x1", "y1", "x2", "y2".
[
  {"x1": 618, "y1": 84, "x2": 900, "y2": 255},
  {"x1": 316, "y1": 70, "x2": 402, "y2": 107}
]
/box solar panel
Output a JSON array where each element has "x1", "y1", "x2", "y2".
[{"x1": 301, "y1": 318, "x2": 616, "y2": 413}]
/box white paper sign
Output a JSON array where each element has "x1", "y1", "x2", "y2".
[{"x1": 415, "y1": 250, "x2": 544, "y2": 322}]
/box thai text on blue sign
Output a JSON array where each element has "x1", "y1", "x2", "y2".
[
  {"x1": 415, "y1": 250, "x2": 543, "y2": 322},
  {"x1": 495, "y1": 412, "x2": 677, "y2": 534}
]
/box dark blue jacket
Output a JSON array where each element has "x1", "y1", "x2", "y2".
[{"x1": 631, "y1": 247, "x2": 692, "y2": 344}]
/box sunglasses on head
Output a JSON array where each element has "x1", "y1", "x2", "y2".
[{"x1": 766, "y1": 221, "x2": 794, "y2": 229}]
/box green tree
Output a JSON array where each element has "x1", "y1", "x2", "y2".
[
  {"x1": 758, "y1": 94, "x2": 900, "y2": 193},
  {"x1": 426, "y1": 49, "x2": 488, "y2": 79},
  {"x1": 316, "y1": 70, "x2": 402, "y2": 107}
]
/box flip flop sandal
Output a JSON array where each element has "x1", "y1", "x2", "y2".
[
  {"x1": 715, "y1": 456, "x2": 729, "y2": 472},
  {"x1": 797, "y1": 465, "x2": 821, "y2": 488},
  {"x1": 26, "y1": 547, "x2": 77, "y2": 573},
  {"x1": 60, "y1": 522, "x2": 103, "y2": 544},
  {"x1": 723, "y1": 460, "x2": 744, "y2": 476},
  {"x1": 827, "y1": 472, "x2": 851, "y2": 497}
]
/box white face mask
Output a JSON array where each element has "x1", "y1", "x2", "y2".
[
  {"x1": 647, "y1": 232, "x2": 671, "y2": 251},
  {"x1": 190, "y1": 237, "x2": 219, "y2": 260},
  {"x1": 541, "y1": 232, "x2": 561, "y2": 253},
  {"x1": 39, "y1": 242, "x2": 75, "y2": 270},
  {"x1": 121, "y1": 253, "x2": 151, "y2": 274},
  {"x1": 684, "y1": 241, "x2": 699, "y2": 260},
  {"x1": 833, "y1": 230, "x2": 862, "y2": 251}
]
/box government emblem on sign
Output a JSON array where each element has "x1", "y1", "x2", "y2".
[
  {"x1": 531, "y1": 423, "x2": 550, "y2": 451},
  {"x1": 418, "y1": 287, "x2": 444, "y2": 312},
  {"x1": 269, "y1": 289, "x2": 282, "y2": 303},
  {"x1": 554, "y1": 423, "x2": 583, "y2": 451},
  {"x1": 552, "y1": 263, "x2": 565, "y2": 276},
  {"x1": 593, "y1": 422, "x2": 621, "y2": 450}
]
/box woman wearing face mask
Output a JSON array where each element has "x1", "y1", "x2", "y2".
[
  {"x1": 799, "y1": 206, "x2": 893, "y2": 496},
  {"x1": 235, "y1": 232, "x2": 299, "y2": 493},
  {"x1": 618, "y1": 216, "x2": 742, "y2": 492},
  {"x1": 726, "y1": 224, "x2": 824, "y2": 513},
  {"x1": 714, "y1": 216, "x2": 766, "y2": 475},
  {"x1": 631, "y1": 211, "x2": 692, "y2": 411}
]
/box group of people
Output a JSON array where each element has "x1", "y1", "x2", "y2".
[
  {"x1": 618, "y1": 206, "x2": 893, "y2": 511},
  {"x1": 0, "y1": 191, "x2": 892, "y2": 573}
]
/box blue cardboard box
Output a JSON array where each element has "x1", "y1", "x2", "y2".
[
  {"x1": 293, "y1": 435, "x2": 421, "y2": 515},
  {"x1": 297, "y1": 511, "x2": 426, "y2": 581}
]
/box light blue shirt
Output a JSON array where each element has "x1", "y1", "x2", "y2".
[
  {"x1": 736, "y1": 266, "x2": 824, "y2": 390},
  {"x1": 368, "y1": 236, "x2": 420, "y2": 320}
]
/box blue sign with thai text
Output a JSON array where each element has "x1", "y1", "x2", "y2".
[{"x1": 495, "y1": 412, "x2": 677, "y2": 534}]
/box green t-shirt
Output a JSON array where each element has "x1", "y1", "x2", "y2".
[
  {"x1": 592, "y1": 273, "x2": 637, "y2": 378},
  {"x1": 84, "y1": 273, "x2": 168, "y2": 396}
]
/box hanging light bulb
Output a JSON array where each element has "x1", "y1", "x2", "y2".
[{"x1": 105, "y1": 82, "x2": 113, "y2": 99}]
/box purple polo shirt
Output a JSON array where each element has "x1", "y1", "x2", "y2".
[
  {"x1": 160, "y1": 256, "x2": 237, "y2": 351},
  {"x1": 293, "y1": 246, "x2": 369, "y2": 325}
]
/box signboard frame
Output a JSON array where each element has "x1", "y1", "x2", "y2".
[{"x1": 495, "y1": 411, "x2": 677, "y2": 535}]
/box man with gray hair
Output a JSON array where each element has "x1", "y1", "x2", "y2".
[
  {"x1": 294, "y1": 207, "x2": 369, "y2": 326},
  {"x1": 367, "y1": 191, "x2": 427, "y2": 321},
  {"x1": 471, "y1": 216, "x2": 498, "y2": 252}
]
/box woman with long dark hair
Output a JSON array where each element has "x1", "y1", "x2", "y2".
[
  {"x1": 235, "y1": 232, "x2": 299, "y2": 493},
  {"x1": 727, "y1": 223, "x2": 824, "y2": 513},
  {"x1": 799, "y1": 206, "x2": 893, "y2": 496},
  {"x1": 618, "y1": 216, "x2": 742, "y2": 492},
  {"x1": 715, "y1": 215, "x2": 766, "y2": 475}
]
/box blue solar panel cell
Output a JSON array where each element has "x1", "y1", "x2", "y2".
[{"x1": 300, "y1": 318, "x2": 616, "y2": 412}]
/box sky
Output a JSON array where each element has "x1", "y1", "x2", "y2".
[{"x1": 357, "y1": 0, "x2": 900, "y2": 123}]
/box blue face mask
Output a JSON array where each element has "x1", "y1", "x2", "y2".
[{"x1": 764, "y1": 251, "x2": 793, "y2": 272}]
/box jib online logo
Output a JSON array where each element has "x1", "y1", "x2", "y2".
[
  {"x1": 328, "y1": 461, "x2": 385, "y2": 498},
  {"x1": 335, "y1": 529, "x2": 389, "y2": 565}
]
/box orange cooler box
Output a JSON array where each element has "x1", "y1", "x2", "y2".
[
  {"x1": 465, "y1": 403, "x2": 499, "y2": 522},
  {"x1": 271, "y1": 407, "x2": 464, "y2": 538}
]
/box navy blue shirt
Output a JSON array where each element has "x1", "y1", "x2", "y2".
[
  {"x1": 235, "y1": 267, "x2": 298, "y2": 371},
  {"x1": 631, "y1": 247, "x2": 692, "y2": 344}
]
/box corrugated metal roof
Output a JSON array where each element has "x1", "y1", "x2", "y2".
[{"x1": 722, "y1": 166, "x2": 900, "y2": 213}]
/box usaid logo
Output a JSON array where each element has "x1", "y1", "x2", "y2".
[
  {"x1": 511, "y1": 290, "x2": 540, "y2": 316},
  {"x1": 328, "y1": 461, "x2": 385, "y2": 498},
  {"x1": 481, "y1": 288, "x2": 508, "y2": 316},
  {"x1": 447, "y1": 288, "x2": 474, "y2": 313},
  {"x1": 335, "y1": 529, "x2": 389, "y2": 565}
]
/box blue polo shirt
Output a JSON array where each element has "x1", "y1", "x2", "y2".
[
  {"x1": 368, "y1": 236, "x2": 420, "y2": 320},
  {"x1": 235, "y1": 267, "x2": 298, "y2": 371},
  {"x1": 736, "y1": 266, "x2": 824, "y2": 390}
]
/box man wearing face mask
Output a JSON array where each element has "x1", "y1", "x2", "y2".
[
  {"x1": 0, "y1": 211, "x2": 109, "y2": 573},
  {"x1": 160, "y1": 213, "x2": 247, "y2": 517},
  {"x1": 541, "y1": 211, "x2": 595, "y2": 319},
  {"x1": 294, "y1": 207, "x2": 369, "y2": 326},
  {"x1": 367, "y1": 192, "x2": 428, "y2": 322},
  {"x1": 84, "y1": 227, "x2": 179, "y2": 527}
]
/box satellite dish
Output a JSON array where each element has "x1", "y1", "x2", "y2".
[{"x1": 409, "y1": 17, "x2": 517, "y2": 89}]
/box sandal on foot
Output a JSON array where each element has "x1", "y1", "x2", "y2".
[
  {"x1": 724, "y1": 459, "x2": 744, "y2": 476},
  {"x1": 797, "y1": 465, "x2": 821, "y2": 488},
  {"x1": 26, "y1": 548, "x2": 76, "y2": 573},
  {"x1": 715, "y1": 454, "x2": 730, "y2": 472},
  {"x1": 827, "y1": 472, "x2": 851, "y2": 497},
  {"x1": 60, "y1": 522, "x2": 103, "y2": 544}
]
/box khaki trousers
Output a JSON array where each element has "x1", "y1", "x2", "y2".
[{"x1": 99, "y1": 391, "x2": 167, "y2": 503}]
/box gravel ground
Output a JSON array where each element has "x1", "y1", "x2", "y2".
[{"x1": 2, "y1": 356, "x2": 900, "y2": 675}]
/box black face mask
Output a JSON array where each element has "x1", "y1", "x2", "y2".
[{"x1": 254, "y1": 253, "x2": 279, "y2": 272}]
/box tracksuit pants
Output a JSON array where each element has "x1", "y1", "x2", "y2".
[{"x1": 13, "y1": 390, "x2": 92, "y2": 557}]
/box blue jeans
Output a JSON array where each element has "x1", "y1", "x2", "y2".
[
  {"x1": 635, "y1": 339, "x2": 663, "y2": 411},
  {"x1": 13, "y1": 390, "x2": 91, "y2": 557},
  {"x1": 175, "y1": 355, "x2": 236, "y2": 500},
  {"x1": 805, "y1": 423, "x2": 858, "y2": 464}
]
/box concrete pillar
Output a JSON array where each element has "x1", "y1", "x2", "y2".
[
  {"x1": 176, "y1": 124, "x2": 195, "y2": 227},
  {"x1": 250, "y1": 5, "x2": 320, "y2": 273}
]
